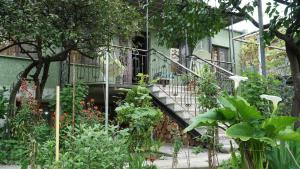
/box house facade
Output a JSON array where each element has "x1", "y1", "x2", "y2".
[{"x1": 0, "y1": 28, "x2": 242, "y2": 99}]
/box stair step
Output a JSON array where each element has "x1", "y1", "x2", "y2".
[
  {"x1": 152, "y1": 91, "x2": 168, "y2": 98},
  {"x1": 159, "y1": 96, "x2": 175, "y2": 105}
]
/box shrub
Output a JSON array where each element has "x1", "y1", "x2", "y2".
[{"x1": 39, "y1": 124, "x2": 130, "y2": 169}]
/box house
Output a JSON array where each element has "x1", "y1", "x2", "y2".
[{"x1": 0, "y1": 28, "x2": 243, "y2": 140}]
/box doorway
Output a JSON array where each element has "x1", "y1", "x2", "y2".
[{"x1": 132, "y1": 33, "x2": 148, "y2": 83}]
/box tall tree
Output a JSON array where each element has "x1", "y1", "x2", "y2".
[
  {"x1": 151, "y1": 0, "x2": 227, "y2": 65},
  {"x1": 0, "y1": 0, "x2": 141, "y2": 109},
  {"x1": 152, "y1": 0, "x2": 300, "y2": 117},
  {"x1": 218, "y1": 0, "x2": 300, "y2": 117}
]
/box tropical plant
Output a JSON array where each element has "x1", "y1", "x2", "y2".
[{"x1": 185, "y1": 76, "x2": 300, "y2": 169}]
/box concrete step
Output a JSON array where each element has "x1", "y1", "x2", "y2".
[{"x1": 159, "y1": 96, "x2": 176, "y2": 105}]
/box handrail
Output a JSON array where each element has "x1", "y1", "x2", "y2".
[
  {"x1": 148, "y1": 48, "x2": 234, "y2": 77},
  {"x1": 205, "y1": 59, "x2": 235, "y2": 65},
  {"x1": 187, "y1": 54, "x2": 234, "y2": 76},
  {"x1": 148, "y1": 48, "x2": 202, "y2": 79}
]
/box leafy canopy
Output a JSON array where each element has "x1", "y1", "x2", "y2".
[
  {"x1": 0, "y1": 0, "x2": 141, "y2": 58},
  {"x1": 151, "y1": 0, "x2": 227, "y2": 48}
]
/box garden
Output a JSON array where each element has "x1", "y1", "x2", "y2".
[{"x1": 0, "y1": 0, "x2": 300, "y2": 169}]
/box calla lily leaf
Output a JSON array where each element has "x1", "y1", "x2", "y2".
[
  {"x1": 262, "y1": 116, "x2": 298, "y2": 134},
  {"x1": 184, "y1": 109, "x2": 222, "y2": 132},
  {"x1": 277, "y1": 128, "x2": 300, "y2": 141},
  {"x1": 226, "y1": 122, "x2": 275, "y2": 145},
  {"x1": 223, "y1": 96, "x2": 262, "y2": 121}
]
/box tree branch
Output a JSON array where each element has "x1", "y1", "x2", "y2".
[
  {"x1": 17, "y1": 44, "x2": 35, "y2": 61},
  {"x1": 275, "y1": 30, "x2": 300, "y2": 55},
  {"x1": 273, "y1": 0, "x2": 291, "y2": 5},
  {"x1": 0, "y1": 42, "x2": 18, "y2": 53},
  {"x1": 234, "y1": 6, "x2": 270, "y2": 29},
  {"x1": 46, "y1": 48, "x2": 72, "y2": 62},
  {"x1": 75, "y1": 49, "x2": 93, "y2": 59}
]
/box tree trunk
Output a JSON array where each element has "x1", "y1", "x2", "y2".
[
  {"x1": 39, "y1": 61, "x2": 50, "y2": 102},
  {"x1": 9, "y1": 62, "x2": 38, "y2": 115},
  {"x1": 286, "y1": 43, "x2": 300, "y2": 118},
  {"x1": 179, "y1": 42, "x2": 194, "y2": 68},
  {"x1": 33, "y1": 62, "x2": 43, "y2": 103}
]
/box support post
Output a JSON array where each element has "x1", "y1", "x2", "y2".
[
  {"x1": 55, "y1": 86, "x2": 60, "y2": 162},
  {"x1": 258, "y1": 0, "x2": 266, "y2": 76},
  {"x1": 146, "y1": 0, "x2": 150, "y2": 76},
  {"x1": 105, "y1": 51, "x2": 109, "y2": 130},
  {"x1": 72, "y1": 55, "x2": 76, "y2": 130}
]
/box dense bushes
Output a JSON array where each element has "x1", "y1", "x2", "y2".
[{"x1": 38, "y1": 124, "x2": 130, "y2": 169}]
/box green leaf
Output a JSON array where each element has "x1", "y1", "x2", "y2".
[
  {"x1": 217, "y1": 107, "x2": 237, "y2": 120},
  {"x1": 262, "y1": 116, "x2": 298, "y2": 134},
  {"x1": 184, "y1": 109, "x2": 222, "y2": 132},
  {"x1": 277, "y1": 128, "x2": 300, "y2": 141},
  {"x1": 227, "y1": 96, "x2": 262, "y2": 121},
  {"x1": 226, "y1": 122, "x2": 258, "y2": 141},
  {"x1": 218, "y1": 96, "x2": 236, "y2": 111},
  {"x1": 226, "y1": 122, "x2": 272, "y2": 145}
]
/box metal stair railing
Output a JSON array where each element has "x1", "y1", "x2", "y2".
[
  {"x1": 187, "y1": 54, "x2": 234, "y2": 94},
  {"x1": 148, "y1": 49, "x2": 234, "y2": 117}
]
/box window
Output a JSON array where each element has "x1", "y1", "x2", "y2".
[{"x1": 211, "y1": 45, "x2": 232, "y2": 71}]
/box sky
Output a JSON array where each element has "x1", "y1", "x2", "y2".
[{"x1": 208, "y1": 0, "x2": 286, "y2": 33}]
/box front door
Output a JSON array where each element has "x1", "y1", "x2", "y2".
[{"x1": 132, "y1": 33, "x2": 147, "y2": 83}]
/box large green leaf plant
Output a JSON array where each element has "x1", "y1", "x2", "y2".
[{"x1": 184, "y1": 75, "x2": 300, "y2": 169}]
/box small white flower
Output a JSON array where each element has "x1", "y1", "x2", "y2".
[
  {"x1": 229, "y1": 75, "x2": 248, "y2": 90},
  {"x1": 260, "y1": 94, "x2": 282, "y2": 111}
]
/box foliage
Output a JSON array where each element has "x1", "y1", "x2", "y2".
[
  {"x1": 1, "y1": 0, "x2": 141, "y2": 104},
  {"x1": 78, "y1": 98, "x2": 103, "y2": 125},
  {"x1": 217, "y1": 0, "x2": 300, "y2": 116},
  {"x1": 116, "y1": 76, "x2": 163, "y2": 153},
  {"x1": 218, "y1": 154, "x2": 241, "y2": 169},
  {"x1": 39, "y1": 124, "x2": 130, "y2": 169},
  {"x1": 151, "y1": 0, "x2": 226, "y2": 49},
  {"x1": 2, "y1": 101, "x2": 53, "y2": 168},
  {"x1": 185, "y1": 94, "x2": 300, "y2": 169},
  {"x1": 240, "y1": 72, "x2": 281, "y2": 116},
  {"x1": 240, "y1": 72, "x2": 293, "y2": 116},
  {"x1": 240, "y1": 36, "x2": 289, "y2": 75},
  {"x1": 0, "y1": 86, "x2": 8, "y2": 119},
  {"x1": 59, "y1": 82, "x2": 88, "y2": 115},
  {"x1": 267, "y1": 141, "x2": 300, "y2": 169},
  {"x1": 0, "y1": 139, "x2": 28, "y2": 165},
  {"x1": 53, "y1": 83, "x2": 102, "y2": 127},
  {"x1": 197, "y1": 65, "x2": 220, "y2": 168},
  {"x1": 116, "y1": 103, "x2": 162, "y2": 151},
  {"x1": 0, "y1": 0, "x2": 140, "y2": 56},
  {"x1": 198, "y1": 65, "x2": 220, "y2": 109},
  {"x1": 123, "y1": 86, "x2": 153, "y2": 107},
  {"x1": 128, "y1": 154, "x2": 158, "y2": 169}
]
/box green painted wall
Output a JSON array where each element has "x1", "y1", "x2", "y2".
[
  {"x1": 149, "y1": 29, "x2": 243, "y2": 74},
  {"x1": 0, "y1": 55, "x2": 60, "y2": 89}
]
